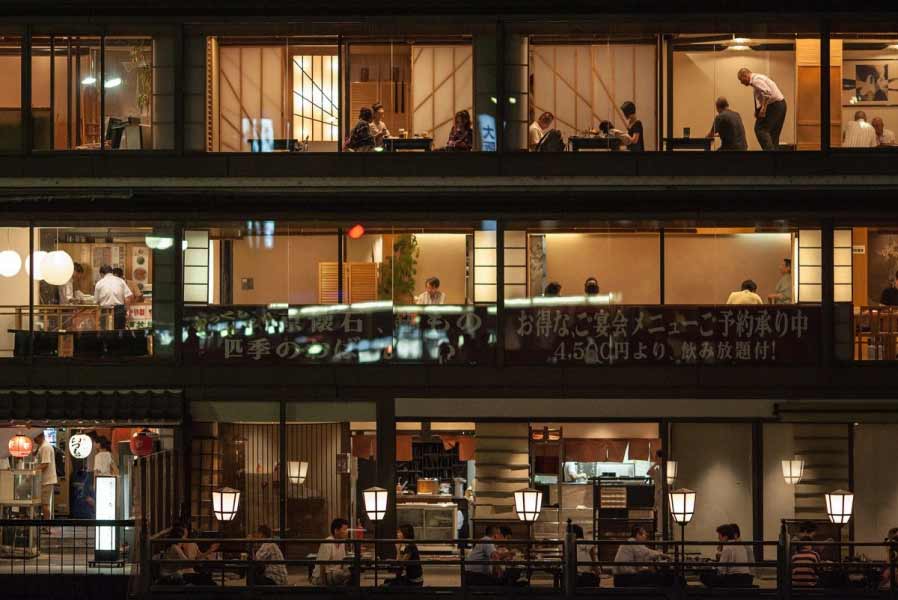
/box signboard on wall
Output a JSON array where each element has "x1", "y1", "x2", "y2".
[{"x1": 504, "y1": 305, "x2": 821, "y2": 366}]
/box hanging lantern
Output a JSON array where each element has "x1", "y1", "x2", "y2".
[
  {"x1": 129, "y1": 429, "x2": 155, "y2": 457},
  {"x1": 25, "y1": 251, "x2": 48, "y2": 281},
  {"x1": 347, "y1": 224, "x2": 365, "y2": 239},
  {"x1": 212, "y1": 487, "x2": 241, "y2": 521},
  {"x1": 0, "y1": 250, "x2": 22, "y2": 277},
  {"x1": 288, "y1": 460, "x2": 309, "y2": 485},
  {"x1": 668, "y1": 488, "x2": 696, "y2": 525},
  {"x1": 666, "y1": 460, "x2": 678, "y2": 486},
  {"x1": 781, "y1": 458, "x2": 805, "y2": 485},
  {"x1": 824, "y1": 489, "x2": 854, "y2": 524},
  {"x1": 68, "y1": 433, "x2": 93, "y2": 459},
  {"x1": 363, "y1": 487, "x2": 388, "y2": 521},
  {"x1": 42, "y1": 250, "x2": 75, "y2": 286},
  {"x1": 8, "y1": 432, "x2": 33, "y2": 458},
  {"x1": 514, "y1": 488, "x2": 543, "y2": 522}
]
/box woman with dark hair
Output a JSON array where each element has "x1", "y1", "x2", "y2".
[
  {"x1": 615, "y1": 101, "x2": 644, "y2": 152},
  {"x1": 369, "y1": 102, "x2": 391, "y2": 148},
  {"x1": 385, "y1": 524, "x2": 423, "y2": 586},
  {"x1": 346, "y1": 107, "x2": 376, "y2": 152},
  {"x1": 445, "y1": 110, "x2": 473, "y2": 151}
]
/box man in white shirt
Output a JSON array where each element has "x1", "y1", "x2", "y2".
[
  {"x1": 94, "y1": 264, "x2": 133, "y2": 329},
  {"x1": 872, "y1": 117, "x2": 896, "y2": 146},
  {"x1": 312, "y1": 518, "x2": 351, "y2": 586},
  {"x1": 33, "y1": 432, "x2": 58, "y2": 519},
  {"x1": 414, "y1": 277, "x2": 446, "y2": 305},
  {"x1": 613, "y1": 526, "x2": 668, "y2": 586},
  {"x1": 843, "y1": 111, "x2": 878, "y2": 148},
  {"x1": 528, "y1": 111, "x2": 554, "y2": 150},
  {"x1": 701, "y1": 525, "x2": 753, "y2": 588},
  {"x1": 726, "y1": 280, "x2": 764, "y2": 305},
  {"x1": 737, "y1": 68, "x2": 787, "y2": 150}
]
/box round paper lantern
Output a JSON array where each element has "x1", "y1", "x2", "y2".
[
  {"x1": 8, "y1": 432, "x2": 33, "y2": 458},
  {"x1": 25, "y1": 251, "x2": 48, "y2": 281},
  {"x1": 129, "y1": 429, "x2": 155, "y2": 457},
  {"x1": 42, "y1": 250, "x2": 75, "y2": 285},
  {"x1": 0, "y1": 250, "x2": 21, "y2": 277},
  {"x1": 68, "y1": 433, "x2": 93, "y2": 459},
  {"x1": 347, "y1": 224, "x2": 365, "y2": 239}
]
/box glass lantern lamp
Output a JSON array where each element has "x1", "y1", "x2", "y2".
[
  {"x1": 288, "y1": 461, "x2": 309, "y2": 485},
  {"x1": 824, "y1": 490, "x2": 854, "y2": 524},
  {"x1": 781, "y1": 458, "x2": 805, "y2": 485},
  {"x1": 212, "y1": 488, "x2": 241, "y2": 521},
  {"x1": 363, "y1": 487, "x2": 388, "y2": 522},
  {"x1": 514, "y1": 488, "x2": 543, "y2": 522}
]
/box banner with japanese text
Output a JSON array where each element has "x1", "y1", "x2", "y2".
[
  {"x1": 504, "y1": 305, "x2": 820, "y2": 366},
  {"x1": 182, "y1": 304, "x2": 496, "y2": 364}
]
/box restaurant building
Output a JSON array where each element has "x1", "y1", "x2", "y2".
[{"x1": 0, "y1": 1, "x2": 897, "y2": 598}]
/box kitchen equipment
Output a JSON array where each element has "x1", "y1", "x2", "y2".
[{"x1": 417, "y1": 478, "x2": 438, "y2": 495}]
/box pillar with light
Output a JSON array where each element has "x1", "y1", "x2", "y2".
[
  {"x1": 363, "y1": 487, "x2": 388, "y2": 585},
  {"x1": 781, "y1": 458, "x2": 805, "y2": 485},
  {"x1": 668, "y1": 488, "x2": 696, "y2": 577}
]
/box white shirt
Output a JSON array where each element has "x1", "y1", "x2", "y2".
[
  {"x1": 93, "y1": 451, "x2": 115, "y2": 476},
  {"x1": 313, "y1": 536, "x2": 348, "y2": 584},
  {"x1": 878, "y1": 128, "x2": 896, "y2": 146},
  {"x1": 38, "y1": 440, "x2": 58, "y2": 486},
  {"x1": 94, "y1": 273, "x2": 133, "y2": 307},
  {"x1": 749, "y1": 73, "x2": 785, "y2": 109},
  {"x1": 529, "y1": 122, "x2": 547, "y2": 148},
  {"x1": 843, "y1": 120, "x2": 878, "y2": 148},
  {"x1": 726, "y1": 290, "x2": 765, "y2": 305},
  {"x1": 718, "y1": 544, "x2": 752, "y2": 576},
  {"x1": 414, "y1": 290, "x2": 446, "y2": 305},
  {"x1": 613, "y1": 538, "x2": 664, "y2": 574}
]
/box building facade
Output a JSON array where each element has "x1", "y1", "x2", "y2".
[{"x1": 0, "y1": 1, "x2": 897, "y2": 596}]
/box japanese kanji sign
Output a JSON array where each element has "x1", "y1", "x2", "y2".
[{"x1": 504, "y1": 305, "x2": 820, "y2": 366}]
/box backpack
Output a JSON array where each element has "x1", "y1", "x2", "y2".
[{"x1": 536, "y1": 129, "x2": 565, "y2": 152}]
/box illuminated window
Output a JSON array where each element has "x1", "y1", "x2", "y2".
[{"x1": 292, "y1": 53, "x2": 339, "y2": 143}]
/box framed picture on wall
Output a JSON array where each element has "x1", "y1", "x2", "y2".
[{"x1": 842, "y1": 60, "x2": 898, "y2": 106}]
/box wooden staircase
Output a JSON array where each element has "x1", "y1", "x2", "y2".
[
  {"x1": 473, "y1": 423, "x2": 530, "y2": 518},
  {"x1": 792, "y1": 424, "x2": 850, "y2": 520}
]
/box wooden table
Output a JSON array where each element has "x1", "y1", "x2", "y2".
[
  {"x1": 384, "y1": 138, "x2": 433, "y2": 152},
  {"x1": 569, "y1": 136, "x2": 622, "y2": 152}
]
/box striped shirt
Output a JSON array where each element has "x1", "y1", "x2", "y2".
[{"x1": 791, "y1": 546, "x2": 820, "y2": 587}]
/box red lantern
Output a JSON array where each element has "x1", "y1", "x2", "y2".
[
  {"x1": 130, "y1": 429, "x2": 155, "y2": 457},
  {"x1": 347, "y1": 224, "x2": 365, "y2": 239},
  {"x1": 8, "y1": 433, "x2": 33, "y2": 458}
]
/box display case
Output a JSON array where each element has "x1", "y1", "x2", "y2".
[
  {"x1": 397, "y1": 502, "x2": 458, "y2": 551},
  {"x1": 0, "y1": 469, "x2": 41, "y2": 505},
  {"x1": 0, "y1": 469, "x2": 42, "y2": 558}
]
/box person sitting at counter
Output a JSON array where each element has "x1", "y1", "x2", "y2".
[
  {"x1": 496, "y1": 526, "x2": 526, "y2": 586},
  {"x1": 95, "y1": 264, "x2": 133, "y2": 329},
  {"x1": 873, "y1": 117, "x2": 896, "y2": 146},
  {"x1": 880, "y1": 271, "x2": 898, "y2": 306},
  {"x1": 584, "y1": 277, "x2": 600, "y2": 296},
  {"x1": 465, "y1": 526, "x2": 511, "y2": 586},
  {"x1": 385, "y1": 524, "x2": 423, "y2": 586},
  {"x1": 369, "y1": 102, "x2": 391, "y2": 149},
  {"x1": 158, "y1": 525, "x2": 217, "y2": 586},
  {"x1": 613, "y1": 526, "x2": 669, "y2": 587},
  {"x1": 529, "y1": 112, "x2": 555, "y2": 150},
  {"x1": 346, "y1": 107, "x2": 376, "y2": 152},
  {"x1": 312, "y1": 518, "x2": 352, "y2": 586},
  {"x1": 415, "y1": 277, "x2": 446, "y2": 305},
  {"x1": 252, "y1": 524, "x2": 289, "y2": 586},
  {"x1": 700, "y1": 524, "x2": 753, "y2": 588},
  {"x1": 444, "y1": 110, "x2": 473, "y2": 151},
  {"x1": 706, "y1": 97, "x2": 748, "y2": 151},
  {"x1": 791, "y1": 523, "x2": 821, "y2": 588},
  {"x1": 726, "y1": 280, "x2": 764, "y2": 305},
  {"x1": 544, "y1": 281, "x2": 562, "y2": 297}
]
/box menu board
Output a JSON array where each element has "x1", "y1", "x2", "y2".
[{"x1": 504, "y1": 305, "x2": 821, "y2": 365}]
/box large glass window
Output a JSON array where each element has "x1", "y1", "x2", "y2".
[
  {"x1": 833, "y1": 34, "x2": 898, "y2": 148},
  {"x1": 206, "y1": 36, "x2": 339, "y2": 152},
  {"x1": 30, "y1": 32, "x2": 174, "y2": 151}
]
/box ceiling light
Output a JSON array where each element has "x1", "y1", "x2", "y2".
[{"x1": 104, "y1": 77, "x2": 122, "y2": 89}]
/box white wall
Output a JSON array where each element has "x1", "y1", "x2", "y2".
[
  {"x1": 854, "y1": 424, "x2": 898, "y2": 558},
  {"x1": 412, "y1": 46, "x2": 473, "y2": 146},
  {"x1": 763, "y1": 423, "x2": 796, "y2": 558},
  {"x1": 671, "y1": 422, "x2": 754, "y2": 555},
  {"x1": 673, "y1": 50, "x2": 796, "y2": 150},
  {"x1": 414, "y1": 233, "x2": 467, "y2": 304}
]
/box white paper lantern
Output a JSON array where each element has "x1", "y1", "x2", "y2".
[
  {"x1": 668, "y1": 488, "x2": 696, "y2": 525},
  {"x1": 25, "y1": 251, "x2": 48, "y2": 280},
  {"x1": 363, "y1": 486, "x2": 388, "y2": 521},
  {"x1": 0, "y1": 250, "x2": 21, "y2": 277},
  {"x1": 782, "y1": 458, "x2": 805, "y2": 485},
  {"x1": 145, "y1": 235, "x2": 174, "y2": 250},
  {"x1": 514, "y1": 488, "x2": 543, "y2": 522},
  {"x1": 288, "y1": 460, "x2": 309, "y2": 485},
  {"x1": 824, "y1": 489, "x2": 854, "y2": 524},
  {"x1": 42, "y1": 250, "x2": 75, "y2": 285},
  {"x1": 212, "y1": 487, "x2": 241, "y2": 521},
  {"x1": 68, "y1": 433, "x2": 93, "y2": 459}
]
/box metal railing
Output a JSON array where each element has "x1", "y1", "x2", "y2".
[{"x1": 142, "y1": 529, "x2": 898, "y2": 598}]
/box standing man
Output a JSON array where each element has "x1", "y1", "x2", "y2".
[
  {"x1": 872, "y1": 117, "x2": 896, "y2": 146},
  {"x1": 738, "y1": 68, "x2": 787, "y2": 151},
  {"x1": 706, "y1": 97, "x2": 748, "y2": 150},
  {"x1": 33, "y1": 432, "x2": 58, "y2": 519},
  {"x1": 768, "y1": 259, "x2": 793, "y2": 304},
  {"x1": 94, "y1": 264, "x2": 133, "y2": 329}
]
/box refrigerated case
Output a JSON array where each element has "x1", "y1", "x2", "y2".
[
  {"x1": 396, "y1": 501, "x2": 458, "y2": 551},
  {"x1": 0, "y1": 469, "x2": 42, "y2": 557}
]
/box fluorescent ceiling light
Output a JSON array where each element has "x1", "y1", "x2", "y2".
[
  {"x1": 81, "y1": 76, "x2": 97, "y2": 85},
  {"x1": 104, "y1": 77, "x2": 122, "y2": 88}
]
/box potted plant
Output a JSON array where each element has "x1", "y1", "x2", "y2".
[{"x1": 378, "y1": 234, "x2": 419, "y2": 303}]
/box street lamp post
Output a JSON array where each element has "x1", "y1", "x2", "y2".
[
  {"x1": 668, "y1": 488, "x2": 696, "y2": 580},
  {"x1": 363, "y1": 487, "x2": 389, "y2": 586}
]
